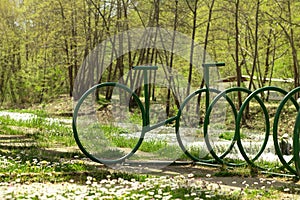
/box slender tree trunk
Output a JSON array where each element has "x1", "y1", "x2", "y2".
[
  {"x1": 69, "y1": 0, "x2": 78, "y2": 97},
  {"x1": 268, "y1": 31, "x2": 277, "y2": 89},
  {"x1": 287, "y1": 1, "x2": 299, "y2": 92},
  {"x1": 151, "y1": 0, "x2": 160, "y2": 101},
  {"x1": 235, "y1": 0, "x2": 242, "y2": 108},
  {"x1": 166, "y1": 0, "x2": 178, "y2": 117},
  {"x1": 196, "y1": 0, "x2": 215, "y2": 115},
  {"x1": 186, "y1": 0, "x2": 199, "y2": 97},
  {"x1": 263, "y1": 29, "x2": 272, "y2": 85},
  {"x1": 248, "y1": 0, "x2": 261, "y2": 91},
  {"x1": 275, "y1": 1, "x2": 299, "y2": 96}
]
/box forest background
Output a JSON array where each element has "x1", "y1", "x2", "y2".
[{"x1": 0, "y1": 0, "x2": 299, "y2": 109}]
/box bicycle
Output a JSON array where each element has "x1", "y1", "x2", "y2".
[{"x1": 72, "y1": 62, "x2": 269, "y2": 166}]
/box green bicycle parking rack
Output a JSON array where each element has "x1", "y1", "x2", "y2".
[{"x1": 73, "y1": 63, "x2": 300, "y2": 178}]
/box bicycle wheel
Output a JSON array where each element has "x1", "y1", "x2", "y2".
[
  {"x1": 203, "y1": 87, "x2": 273, "y2": 167},
  {"x1": 73, "y1": 82, "x2": 146, "y2": 165},
  {"x1": 273, "y1": 87, "x2": 300, "y2": 175},
  {"x1": 293, "y1": 106, "x2": 300, "y2": 176},
  {"x1": 235, "y1": 87, "x2": 285, "y2": 169},
  {"x1": 175, "y1": 88, "x2": 237, "y2": 164}
]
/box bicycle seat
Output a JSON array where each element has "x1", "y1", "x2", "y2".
[{"x1": 132, "y1": 66, "x2": 158, "y2": 70}]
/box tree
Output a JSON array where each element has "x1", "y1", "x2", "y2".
[{"x1": 0, "y1": 0, "x2": 299, "y2": 107}]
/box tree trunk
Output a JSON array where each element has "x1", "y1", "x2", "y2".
[
  {"x1": 186, "y1": 0, "x2": 199, "y2": 97},
  {"x1": 166, "y1": 0, "x2": 178, "y2": 117},
  {"x1": 196, "y1": 0, "x2": 215, "y2": 115},
  {"x1": 235, "y1": 0, "x2": 242, "y2": 109}
]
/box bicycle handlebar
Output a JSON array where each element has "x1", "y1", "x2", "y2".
[
  {"x1": 132, "y1": 66, "x2": 158, "y2": 70},
  {"x1": 132, "y1": 63, "x2": 225, "y2": 70},
  {"x1": 202, "y1": 62, "x2": 225, "y2": 67}
]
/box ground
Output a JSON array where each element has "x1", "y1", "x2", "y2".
[{"x1": 1, "y1": 94, "x2": 300, "y2": 199}]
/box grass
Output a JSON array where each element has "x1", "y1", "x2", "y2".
[
  {"x1": 1, "y1": 108, "x2": 49, "y2": 118},
  {"x1": 0, "y1": 125, "x2": 24, "y2": 135},
  {"x1": 0, "y1": 109, "x2": 298, "y2": 199},
  {"x1": 214, "y1": 166, "x2": 253, "y2": 177},
  {"x1": 90, "y1": 124, "x2": 169, "y2": 153},
  {"x1": 96, "y1": 97, "x2": 110, "y2": 110},
  {"x1": 179, "y1": 145, "x2": 211, "y2": 160},
  {"x1": 0, "y1": 151, "x2": 146, "y2": 184},
  {"x1": 241, "y1": 188, "x2": 278, "y2": 200},
  {"x1": 219, "y1": 131, "x2": 247, "y2": 141},
  {"x1": 1, "y1": 173, "x2": 249, "y2": 199},
  {"x1": 128, "y1": 110, "x2": 143, "y2": 124},
  {"x1": 0, "y1": 114, "x2": 75, "y2": 147}
]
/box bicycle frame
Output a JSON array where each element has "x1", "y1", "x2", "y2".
[
  {"x1": 132, "y1": 66, "x2": 177, "y2": 132},
  {"x1": 133, "y1": 63, "x2": 225, "y2": 133},
  {"x1": 73, "y1": 62, "x2": 300, "y2": 177}
]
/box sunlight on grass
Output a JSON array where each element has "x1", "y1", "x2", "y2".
[
  {"x1": 0, "y1": 114, "x2": 74, "y2": 147},
  {"x1": 0, "y1": 110, "x2": 298, "y2": 199}
]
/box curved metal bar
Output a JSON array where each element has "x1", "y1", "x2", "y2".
[
  {"x1": 293, "y1": 105, "x2": 300, "y2": 176},
  {"x1": 235, "y1": 86, "x2": 287, "y2": 169},
  {"x1": 175, "y1": 88, "x2": 211, "y2": 162},
  {"x1": 176, "y1": 88, "x2": 237, "y2": 163},
  {"x1": 175, "y1": 88, "x2": 238, "y2": 164},
  {"x1": 203, "y1": 87, "x2": 269, "y2": 167},
  {"x1": 273, "y1": 87, "x2": 300, "y2": 175},
  {"x1": 72, "y1": 82, "x2": 147, "y2": 165},
  {"x1": 73, "y1": 80, "x2": 300, "y2": 177}
]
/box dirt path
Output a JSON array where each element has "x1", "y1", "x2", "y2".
[{"x1": 132, "y1": 164, "x2": 299, "y2": 200}]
